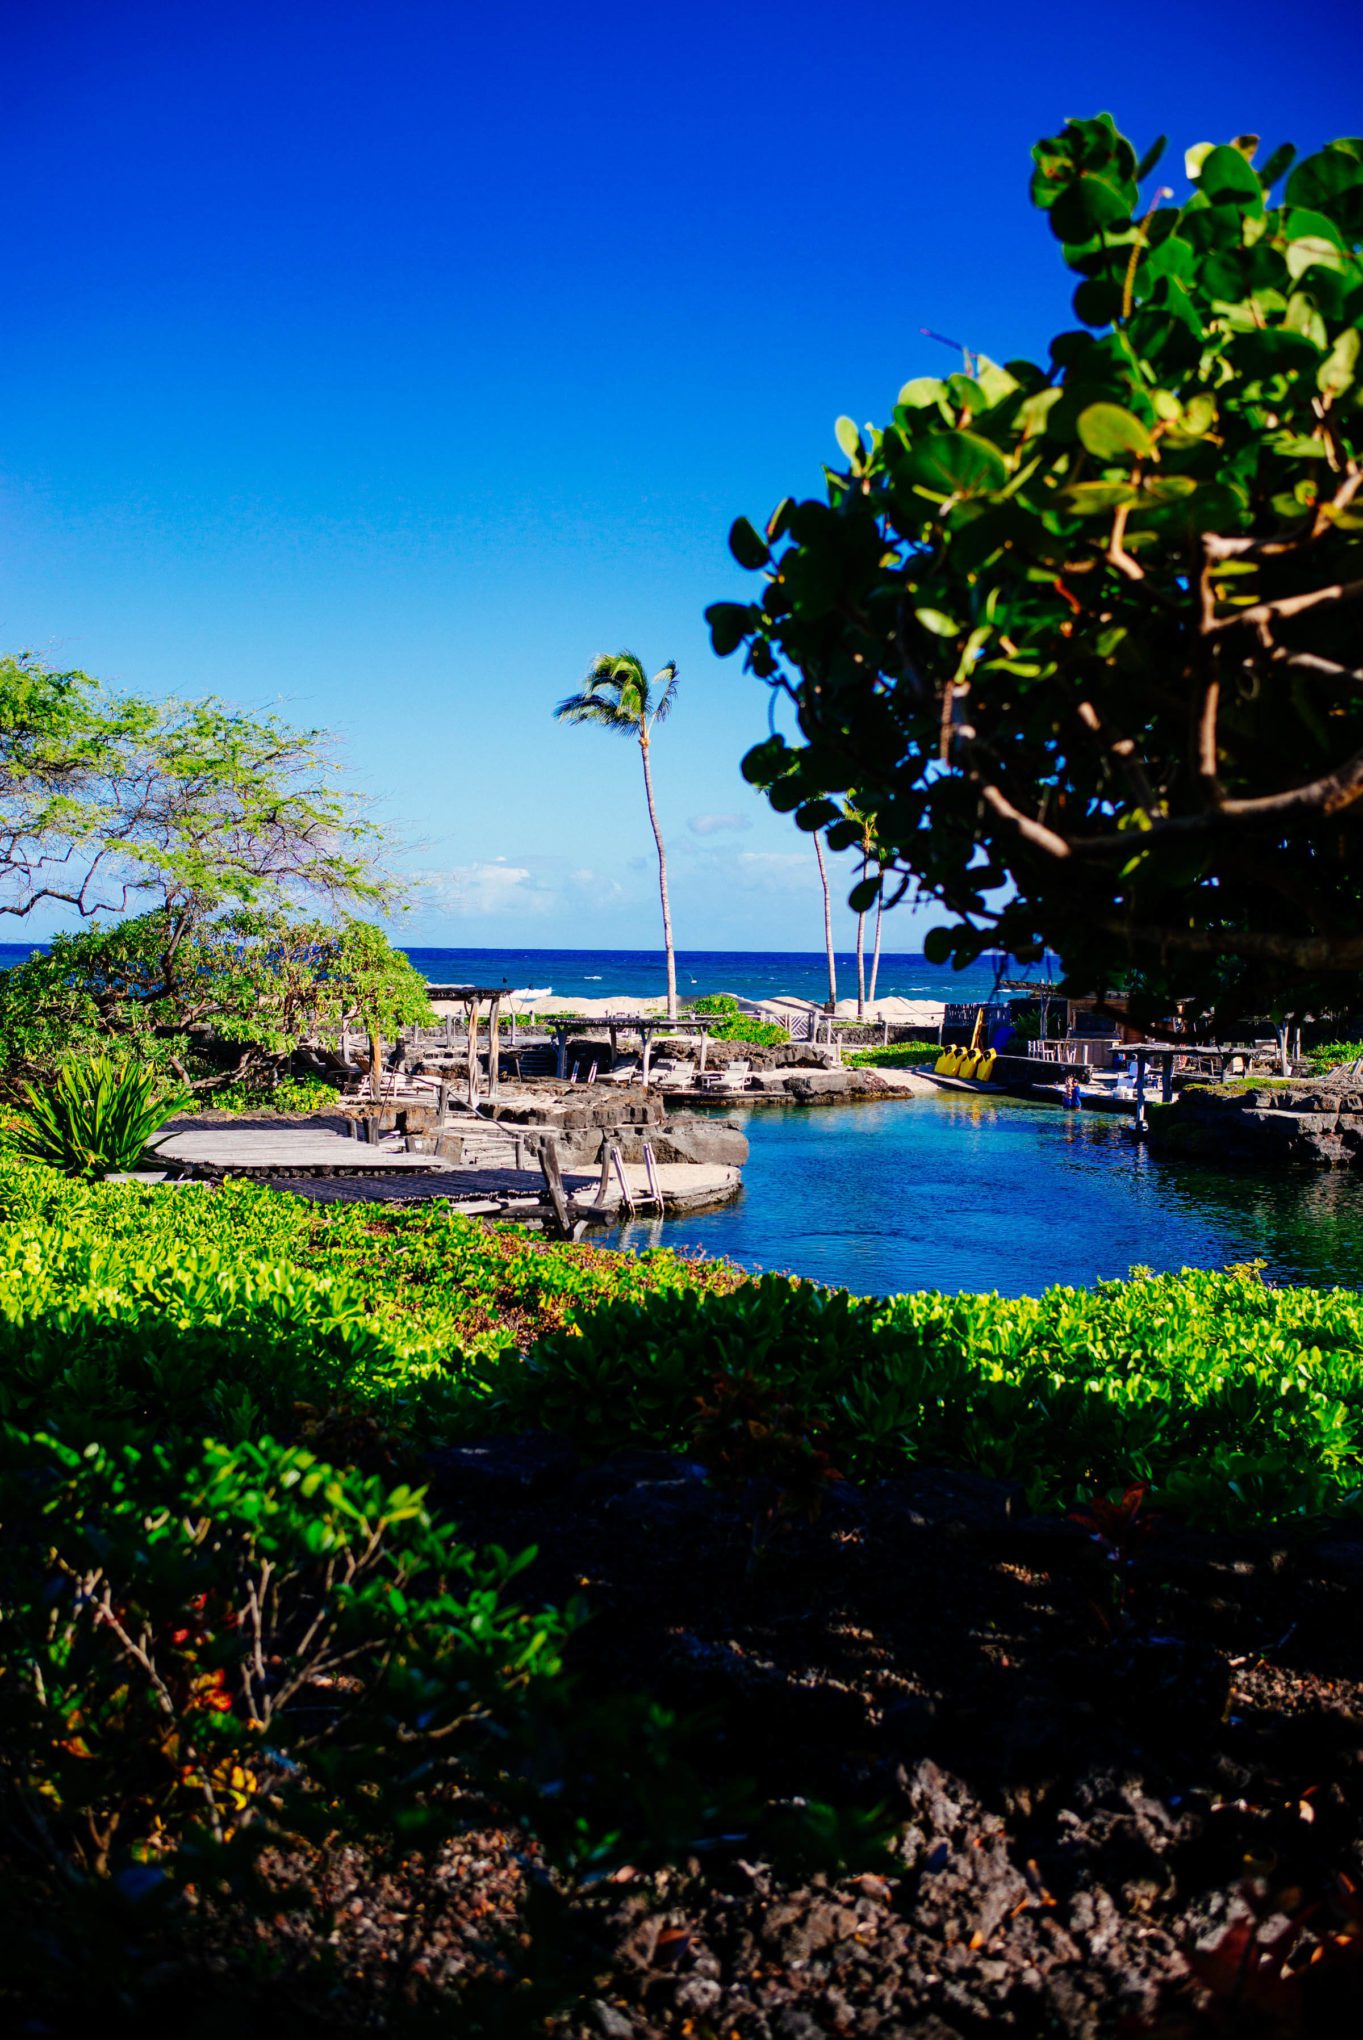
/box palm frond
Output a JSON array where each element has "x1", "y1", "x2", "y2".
[
  {"x1": 649, "y1": 662, "x2": 680, "y2": 728},
  {"x1": 554, "y1": 691, "x2": 642, "y2": 736}
]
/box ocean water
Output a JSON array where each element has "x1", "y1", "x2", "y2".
[
  {"x1": 0, "y1": 942, "x2": 1021, "y2": 1008},
  {"x1": 396, "y1": 946, "x2": 1020, "y2": 1006},
  {"x1": 604, "y1": 1093, "x2": 1363, "y2": 1299}
]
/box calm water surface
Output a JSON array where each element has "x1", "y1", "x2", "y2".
[{"x1": 605, "y1": 1094, "x2": 1363, "y2": 1297}]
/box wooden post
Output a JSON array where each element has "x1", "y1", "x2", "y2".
[
  {"x1": 466, "y1": 999, "x2": 479, "y2": 1109},
  {"x1": 1160, "y1": 1051, "x2": 1174, "y2": 1105},
  {"x1": 488, "y1": 995, "x2": 502, "y2": 1102},
  {"x1": 1134, "y1": 1049, "x2": 1148, "y2": 1135},
  {"x1": 444, "y1": 1013, "x2": 454, "y2": 1052},
  {"x1": 883, "y1": 1020, "x2": 890, "y2": 1047},
  {"x1": 698, "y1": 1028, "x2": 708, "y2": 1075},
  {"x1": 642, "y1": 1026, "x2": 654, "y2": 1083},
  {"x1": 555, "y1": 1026, "x2": 568, "y2": 1080},
  {"x1": 594, "y1": 1142, "x2": 613, "y2": 1209},
  {"x1": 538, "y1": 1135, "x2": 572, "y2": 1236}
]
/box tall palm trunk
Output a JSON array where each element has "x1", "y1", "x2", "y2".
[
  {"x1": 868, "y1": 870, "x2": 885, "y2": 1004},
  {"x1": 814, "y1": 831, "x2": 837, "y2": 1011},
  {"x1": 855, "y1": 847, "x2": 869, "y2": 1019},
  {"x1": 639, "y1": 735, "x2": 677, "y2": 1019}
]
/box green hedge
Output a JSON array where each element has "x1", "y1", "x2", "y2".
[{"x1": 476, "y1": 1268, "x2": 1363, "y2": 1527}]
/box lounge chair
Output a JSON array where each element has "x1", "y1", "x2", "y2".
[
  {"x1": 711, "y1": 1059, "x2": 751, "y2": 1093},
  {"x1": 600, "y1": 1057, "x2": 641, "y2": 1085},
  {"x1": 655, "y1": 1060, "x2": 696, "y2": 1091}
]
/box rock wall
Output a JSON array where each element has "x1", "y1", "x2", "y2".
[{"x1": 1145, "y1": 1082, "x2": 1363, "y2": 1168}]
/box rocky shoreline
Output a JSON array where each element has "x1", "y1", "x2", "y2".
[{"x1": 1147, "y1": 1072, "x2": 1363, "y2": 1169}]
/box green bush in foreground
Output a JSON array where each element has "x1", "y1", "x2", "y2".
[
  {"x1": 479, "y1": 1268, "x2": 1363, "y2": 1526},
  {"x1": 0, "y1": 1161, "x2": 1360, "y2": 1528}
]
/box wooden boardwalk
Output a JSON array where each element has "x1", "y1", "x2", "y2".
[
  {"x1": 158, "y1": 1127, "x2": 450, "y2": 1177},
  {"x1": 155, "y1": 1125, "x2": 738, "y2": 1222}
]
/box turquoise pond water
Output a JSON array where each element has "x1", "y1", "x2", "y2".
[{"x1": 602, "y1": 1093, "x2": 1363, "y2": 1298}]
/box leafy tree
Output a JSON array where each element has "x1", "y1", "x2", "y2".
[
  {"x1": 0, "y1": 653, "x2": 382, "y2": 925},
  {"x1": 326, "y1": 919, "x2": 436, "y2": 1097},
  {"x1": 0, "y1": 911, "x2": 433, "y2": 1096},
  {"x1": 555, "y1": 653, "x2": 681, "y2": 1017},
  {"x1": 710, "y1": 119, "x2": 1363, "y2": 1025}
]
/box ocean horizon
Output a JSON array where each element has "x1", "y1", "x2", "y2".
[{"x1": 0, "y1": 941, "x2": 1030, "y2": 1009}]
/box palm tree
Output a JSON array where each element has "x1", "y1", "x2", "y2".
[
  {"x1": 868, "y1": 859, "x2": 886, "y2": 1006},
  {"x1": 844, "y1": 798, "x2": 879, "y2": 1019},
  {"x1": 555, "y1": 652, "x2": 680, "y2": 1018},
  {"x1": 813, "y1": 829, "x2": 837, "y2": 1013}
]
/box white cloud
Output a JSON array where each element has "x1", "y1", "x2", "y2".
[
  {"x1": 408, "y1": 861, "x2": 551, "y2": 917},
  {"x1": 734, "y1": 850, "x2": 818, "y2": 890},
  {"x1": 688, "y1": 811, "x2": 752, "y2": 837}
]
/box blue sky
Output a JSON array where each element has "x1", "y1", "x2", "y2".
[{"x1": 4, "y1": 0, "x2": 1360, "y2": 950}]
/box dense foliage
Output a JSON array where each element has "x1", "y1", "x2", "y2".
[
  {"x1": 712, "y1": 119, "x2": 1363, "y2": 1023},
  {"x1": 690, "y1": 992, "x2": 788, "y2": 1045},
  {"x1": 0, "y1": 652, "x2": 380, "y2": 925},
  {"x1": 0, "y1": 910, "x2": 431, "y2": 1094},
  {"x1": 3, "y1": 1159, "x2": 1363, "y2": 2015},
  {"x1": 843, "y1": 1040, "x2": 940, "y2": 1068}
]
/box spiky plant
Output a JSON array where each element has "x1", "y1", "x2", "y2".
[
  {"x1": 13, "y1": 1056, "x2": 191, "y2": 1178},
  {"x1": 554, "y1": 652, "x2": 680, "y2": 1017}
]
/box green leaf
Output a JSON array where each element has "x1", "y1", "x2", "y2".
[
  {"x1": 922, "y1": 927, "x2": 954, "y2": 965},
  {"x1": 1286, "y1": 145, "x2": 1363, "y2": 218},
  {"x1": 848, "y1": 875, "x2": 882, "y2": 913},
  {"x1": 706, "y1": 603, "x2": 754, "y2": 657},
  {"x1": 898, "y1": 377, "x2": 946, "y2": 409},
  {"x1": 740, "y1": 737, "x2": 788, "y2": 786},
  {"x1": 1050, "y1": 172, "x2": 1132, "y2": 243},
  {"x1": 1283, "y1": 292, "x2": 1328, "y2": 348},
  {"x1": 1073, "y1": 277, "x2": 1125, "y2": 327},
  {"x1": 1135, "y1": 134, "x2": 1167, "y2": 181},
  {"x1": 897, "y1": 429, "x2": 1008, "y2": 499},
  {"x1": 728, "y1": 517, "x2": 771, "y2": 571},
  {"x1": 915, "y1": 607, "x2": 963, "y2": 637},
  {"x1": 1076, "y1": 403, "x2": 1154, "y2": 462},
  {"x1": 1259, "y1": 142, "x2": 1297, "y2": 192},
  {"x1": 796, "y1": 799, "x2": 841, "y2": 833},
  {"x1": 834, "y1": 416, "x2": 863, "y2": 461},
  {"x1": 1319, "y1": 326, "x2": 1361, "y2": 399},
  {"x1": 1055, "y1": 481, "x2": 1139, "y2": 516},
  {"x1": 1196, "y1": 144, "x2": 1264, "y2": 212}
]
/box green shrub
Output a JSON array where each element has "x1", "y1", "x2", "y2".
[
  {"x1": 0, "y1": 1425, "x2": 575, "y2": 1880},
  {"x1": 1306, "y1": 1040, "x2": 1363, "y2": 1076},
  {"x1": 843, "y1": 1041, "x2": 940, "y2": 1069},
  {"x1": 687, "y1": 995, "x2": 786, "y2": 1045},
  {"x1": 11, "y1": 1057, "x2": 190, "y2": 1178},
  {"x1": 209, "y1": 1074, "x2": 341, "y2": 1114},
  {"x1": 476, "y1": 1267, "x2": 1363, "y2": 1527}
]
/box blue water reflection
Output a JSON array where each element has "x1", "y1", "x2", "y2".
[{"x1": 606, "y1": 1095, "x2": 1363, "y2": 1298}]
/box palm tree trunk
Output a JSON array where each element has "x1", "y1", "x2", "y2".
[
  {"x1": 869, "y1": 869, "x2": 885, "y2": 1004},
  {"x1": 855, "y1": 849, "x2": 868, "y2": 1019},
  {"x1": 814, "y1": 831, "x2": 837, "y2": 1011},
  {"x1": 639, "y1": 736, "x2": 677, "y2": 1019}
]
